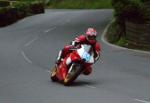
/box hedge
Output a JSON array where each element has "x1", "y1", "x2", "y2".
[
  {"x1": 30, "y1": 1, "x2": 44, "y2": 14},
  {"x1": 0, "y1": 1, "x2": 45, "y2": 27},
  {"x1": 0, "y1": 7, "x2": 18, "y2": 26},
  {"x1": 0, "y1": 0, "x2": 10, "y2": 7},
  {"x1": 109, "y1": 0, "x2": 150, "y2": 50},
  {"x1": 111, "y1": 0, "x2": 149, "y2": 38}
]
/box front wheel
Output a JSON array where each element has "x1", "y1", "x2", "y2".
[
  {"x1": 63, "y1": 63, "x2": 82, "y2": 86},
  {"x1": 50, "y1": 66, "x2": 58, "y2": 82}
]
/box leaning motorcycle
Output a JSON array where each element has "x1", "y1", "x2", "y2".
[{"x1": 50, "y1": 44, "x2": 95, "y2": 86}]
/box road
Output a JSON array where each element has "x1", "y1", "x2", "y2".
[{"x1": 0, "y1": 9, "x2": 150, "y2": 103}]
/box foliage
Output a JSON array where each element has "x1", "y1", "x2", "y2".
[
  {"x1": 108, "y1": 0, "x2": 150, "y2": 51},
  {"x1": 112, "y1": 0, "x2": 144, "y2": 23},
  {"x1": 115, "y1": 37, "x2": 128, "y2": 47},
  {"x1": 0, "y1": 0, "x2": 10, "y2": 7},
  {"x1": 12, "y1": 1, "x2": 30, "y2": 16},
  {"x1": 48, "y1": 0, "x2": 112, "y2": 9},
  {"x1": 30, "y1": 1, "x2": 44, "y2": 14},
  {"x1": 141, "y1": 0, "x2": 149, "y2": 2},
  {"x1": 111, "y1": 0, "x2": 147, "y2": 44},
  {"x1": 107, "y1": 21, "x2": 120, "y2": 43},
  {"x1": 0, "y1": 0, "x2": 45, "y2": 27}
]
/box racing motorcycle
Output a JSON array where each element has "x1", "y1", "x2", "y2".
[{"x1": 50, "y1": 44, "x2": 95, "y2": 86}]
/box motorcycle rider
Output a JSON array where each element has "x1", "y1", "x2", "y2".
[{"x1": 56, "y1": 28, "x2": 101, "y2": 75}]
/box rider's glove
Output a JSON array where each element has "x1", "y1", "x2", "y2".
[{"x1": 94, "y1": 51, "x2": 100, "y2": 63}]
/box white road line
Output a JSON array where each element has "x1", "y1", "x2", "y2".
[
  {"x1": 21, "y1": 50, "x2": 32, "y2": 63},
  {"x1": 47, "y1": 70, "x2": 51, "y2": 73},
  {"x1": 44, "y1": 27, "x2": 56, "y2": 33},
  {"x1": 60, "y1": 19, "x2": 71, "y2": 25},
  {"x1": 24, "y1": 37, "x2": 38, "y2": 47},
  {"x1": 134, "y1": 99, "x2": 150, "y2": 103},
  {"x1": 85, "y1": 85, "x2": 96, "y2": 89}
]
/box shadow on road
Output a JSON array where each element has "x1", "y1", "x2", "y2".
[{"x1": 71, "y1": 80, "x2": 98, "y2": 87}]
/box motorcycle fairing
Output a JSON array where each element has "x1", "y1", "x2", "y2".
[{"x1": 77, "y1": 44, "x2": 94, "y2": 63}]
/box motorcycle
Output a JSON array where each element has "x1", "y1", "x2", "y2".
[{"x1": 50, "y1": 44, "x2": 95, "y2": 86}]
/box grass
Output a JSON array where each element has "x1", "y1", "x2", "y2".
[
  {"x1": 115, "y1": 37, "x2": 128, "y2": 47},
  {"x1": 47, "y1": 0, "x2": 112, "y2": 9}
]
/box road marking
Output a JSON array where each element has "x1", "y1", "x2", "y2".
[
  {"x1": 24, "y1": 37, "x2": 38, "y2": 47},
  {"x1": 44, "y1": 27, "x2": 56, "y2": 33},
  {"x1": 85, "y1": 85, "x2": 96, "y2": 89},
  {"x1": 134, "y1": 99, "x2": 150, "y2": 103},
  {"x1": 47, "y1": 70, "x2": 51, "y2": 73},
  {"x1": 21, "y1": 50, "x2": 32, "y2": 63},
  {"x1": 60, "y1": 19, "x2": 71, "y2": 25}
]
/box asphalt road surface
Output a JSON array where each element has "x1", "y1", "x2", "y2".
[{"x1": 0, "y1": 9, "x2": 150, "y2": 103}]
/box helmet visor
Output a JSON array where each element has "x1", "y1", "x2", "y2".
[{"x1": 88, "y1": 35, "x2": 96, "y2": 40}]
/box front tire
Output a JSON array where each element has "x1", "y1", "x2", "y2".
[
  {"x1": 50, "y1": 66, "x2": 58, "y2": 82},
  {"x1": 63, "y1": 63, "x2": 82, "y2": 86}
]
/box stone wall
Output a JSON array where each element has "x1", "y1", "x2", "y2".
[{"x1": 125, "y1": 21, "x2": 150, "y2": 48}]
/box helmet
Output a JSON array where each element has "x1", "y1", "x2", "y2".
[{"x1": 85, "y1": 28, "x2": 97, "y2": 44}]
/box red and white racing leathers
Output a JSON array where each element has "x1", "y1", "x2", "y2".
[{"x1": 57, "y1": 35, "x2": 101, "y2": 75}]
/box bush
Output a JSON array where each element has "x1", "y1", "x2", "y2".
[
  {"x1": 48, "y1": 0, "x2": 112, "y2": 9},
  {"x1": 0, "y1": 0, "x2": 10, "y2": 7},
  {"x1": 0, "y1": 7, "x2": 18, "y2": 26},
  {"x1": 111, "y1": 0, "x2": 146, "y2": 40},
  {"x1": 12, "y1": 2, "x2": 30, "y2": 18},
  {"x1": 141, "y1": 1, "x2": 150, "y2": 24},
  {"x1": 11, "y1": 1, "x2": 45, "y2": 17},
  {"x1": 30, "y1": 1, "x2": 44, "y2": 14},
  {"x1": 110, "y1": 0, "x2": 150, "y2": 50},
  {"x1": 141, "y1": 0, "x2": 149, "y2": 2},
  {"x1": 112, "y1": 0, "x2": 144, "y2": 23},
  {"x1": 107, "y1": 20, "x2": 121, "y2": 43},
  {"x1": 0, "y1": 1, "x2": 45, "y2": 27}
]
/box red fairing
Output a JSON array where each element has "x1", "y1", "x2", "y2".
[
  {"x1": 56, "y1": 51, "x2": 81, "y2": 80},
  {"x1": 57, "y1": 60, "x2": 68, "y2": 81},
  {"x1": 61, "y1": 45, "x2": 73, "y2": 56},
  {"x1": 70, "y1": 51, "x2": 81, "y2": 62},
  {"x1": 95, "y1": 42, "x2": 101, "y2": 53},
  {"x1": 74, "y1": 35, "x2": 87, "y2": 43}
]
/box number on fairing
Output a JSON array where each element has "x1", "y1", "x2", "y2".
[{"x1": 82, "y1": 52, "x2": 90, "y2": 62}]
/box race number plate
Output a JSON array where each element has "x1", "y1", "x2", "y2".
[{"x1": 82, "y1": 52, "x2": 90, "y2": 62}]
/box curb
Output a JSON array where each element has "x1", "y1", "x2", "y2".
[{"x1": 101, "y1": 19, "x2": 150, "y2": 55}]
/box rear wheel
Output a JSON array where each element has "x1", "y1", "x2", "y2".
[
  {"x1": 63, "y1": 63, "x2": 82, "y2": 86},
  {"x1": 50, "y1": 66, "x2": 58, "y2": 82}
]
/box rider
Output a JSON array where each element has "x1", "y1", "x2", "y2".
[{"x1": 56, "y1": 28, "x2": 101, "y2": 75}]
